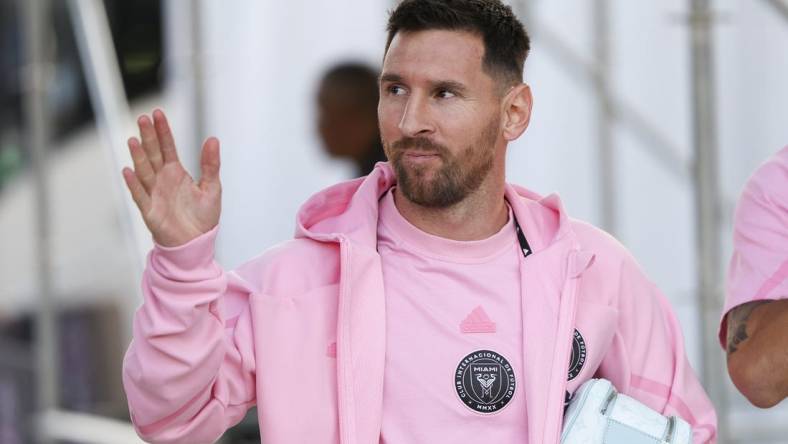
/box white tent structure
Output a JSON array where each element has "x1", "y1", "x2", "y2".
[{"x1": 7, "y1": 0, "x2": 788, "y2": 442}]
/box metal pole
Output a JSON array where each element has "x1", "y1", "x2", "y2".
[
  {"x1": 66, "y1": 0, "x2": 148, "y2": 272},
  {"x1": 191, "y1": 0, "x2": 206, "y2": 173},
  {"x1": 689, "y1": 0, "x2": 729, "y2": 441},
  {"x1": 763, "y1": 0, "x2": 788, "y2": 23},
  {"x1": 593, "y1": 0, "x2": 616, "y2": 234},
  {"x1": 22, "y1": 0, "x2": 58, "y2": 436}
]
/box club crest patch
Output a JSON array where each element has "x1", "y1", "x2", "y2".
[
  {"x1": 568, "y1": 329, "x2": 587, "y2": 381},
  {"x1": 454, "y1": 350, "x2": 516, "y2": 414}
]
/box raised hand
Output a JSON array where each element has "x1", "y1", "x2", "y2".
[{"x1": 122, "y1": 109, "x2": 222, "y2": 247}]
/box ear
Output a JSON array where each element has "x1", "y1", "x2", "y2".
[{"x1": 501, "y1": 84, "x2": 533, "y2": 141}]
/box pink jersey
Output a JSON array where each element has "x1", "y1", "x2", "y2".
[
  {"x1": 720, "y1": 145, "x2": 788, "y2": 345},
  {"x1": 377, "y1": 188, "x2": 527, "y2": 442}
]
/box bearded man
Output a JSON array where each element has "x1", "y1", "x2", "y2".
[{"x1": 120, "y1": 1, "x2": 717, "y2": 442}]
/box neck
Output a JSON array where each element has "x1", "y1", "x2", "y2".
[{"x1": 393, "y1": 168, "x2": 508, "y2": 241}]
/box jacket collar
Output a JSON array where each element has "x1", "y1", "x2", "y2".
[{"x1": 295, "y1": 162, "x2": 570, "y2": 253}]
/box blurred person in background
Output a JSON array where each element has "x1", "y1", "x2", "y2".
[
  {"x1": 119, "y1": 0, "x2": 716, "y2": 442},
  {"x1": 316, "y1": 62, "x2": 386, "y2": 176},
  {"x1": 722, "y1": 145, "x2": 788, "y2": 408}
]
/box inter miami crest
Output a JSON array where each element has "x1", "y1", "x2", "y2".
[
  {"x1": 455, "y1": 350, "x2": 516, "y2": 413},
  {"x1": 568, "y1": 329, "x2": 587, "y2": 381}
]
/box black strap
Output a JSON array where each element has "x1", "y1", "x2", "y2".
[{"x1": 512, "y1": 213, "x2": 532, "y2": 258}]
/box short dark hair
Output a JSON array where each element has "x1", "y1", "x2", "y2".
[{"x1": 385, "y1": 0, "x2": 530, "y2": 86}]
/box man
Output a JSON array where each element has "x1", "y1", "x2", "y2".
[
  {"x1": 316, "y1": 62, "x2": 387, "y2": 176},
  {"x1": 121, "y1": 1, "x2": 717, "y2": 442},
  {"x1": 722, "y1": 145, "x2": 788, "y2": 408}
]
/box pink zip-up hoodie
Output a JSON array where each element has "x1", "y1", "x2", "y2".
[{"x1": 123, "y1": 163, "x2": 717, "y2": 443}]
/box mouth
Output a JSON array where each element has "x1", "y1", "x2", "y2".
[{"x1": 402, "y1": 151, "x2": 441, "y2": 163}]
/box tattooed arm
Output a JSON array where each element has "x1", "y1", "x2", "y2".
[{"x1": 726, "y1": 299, "x2": 788, "y2": 408}]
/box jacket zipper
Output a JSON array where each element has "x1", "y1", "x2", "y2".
[{"x1": 337, "y1": 236, "x2": 356, "y2": 444}]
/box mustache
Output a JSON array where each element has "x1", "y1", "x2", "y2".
[{"x1": 389, "y1": 137, "x2": 449, "y2": 156}]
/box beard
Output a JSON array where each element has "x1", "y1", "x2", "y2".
[{"x1": 383, "y1": 116, "x2": 499, "y2": 208}]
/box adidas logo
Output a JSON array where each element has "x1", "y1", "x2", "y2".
[{"x1": 460, "y1": 306, "x2": 497, "y2": 334}]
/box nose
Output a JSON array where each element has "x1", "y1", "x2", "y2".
[{"x1": 398, "y1": 94, "x2": 434, "y2": 138}]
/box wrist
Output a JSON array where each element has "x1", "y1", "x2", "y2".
[{"x1": 150, "y1": 225, "x2": 221, "y2": 279}]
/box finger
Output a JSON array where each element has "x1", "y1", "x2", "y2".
[
  {"x1": 152, "y1": 109, "x2": 180, "y2": 165},
  {"x1": 122, "y1": 167, "x2": 151, "y2": 214},
  {"x1": 138, "y1": 114, "x2": 163, "y2": 172},
  {"x1": 198, "y1": 137, "x2": 221, "y2": 189},
  {"x1": 128, "y1": 137, "x2": 156, "y2": 193}
]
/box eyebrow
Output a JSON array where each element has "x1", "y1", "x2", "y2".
[
  {"x1": 379, "y1": 73, "x2": 404, "y2": 85},
  {"x1": 379, "y1": 73, "x2": 469, "y2": 95}
]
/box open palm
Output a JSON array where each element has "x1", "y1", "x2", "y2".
[{"x1": 122, "y1": 110, "x2": 221, "y2": 247}]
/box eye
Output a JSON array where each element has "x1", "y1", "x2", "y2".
[
  {"x1": 435, "y1": 89, "x2": 456, "y2": 99},
  {"x1": 387, "y1": 85, "x2": 407, "y2": 96}
]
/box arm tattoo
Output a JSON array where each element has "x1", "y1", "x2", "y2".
[{"x1": 726, "y1": 300, "x2": 771, "y2": 354}]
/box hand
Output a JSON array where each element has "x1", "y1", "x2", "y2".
[{"x1": 122, "y1": 109, "x2": 222, "y2": 247}]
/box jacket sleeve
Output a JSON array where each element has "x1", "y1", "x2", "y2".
[
  {"x1": 597, "y1": 259, "x2": 718, "y2": 444},
  {"x1": 720, "y1": 150, "x2": 788, "y2": 345},
  {"x1": 122, "y1": 226, "x2": 257, "y2": 444}
]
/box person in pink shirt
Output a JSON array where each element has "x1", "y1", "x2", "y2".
[
  {"x1": 120, "y1": 0, "x2": 717, "y2": 442},
  {"x1": 721, "y1": 145, "x2": 788, "y2": 408}
]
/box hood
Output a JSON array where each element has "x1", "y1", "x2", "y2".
[{"x1": 294, "y1": 162, "x2": 571, "y2": 252}]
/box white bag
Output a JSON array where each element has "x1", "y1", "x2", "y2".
[{"x1": 561, "y1": 379, "x2": 692, "y2": 444}]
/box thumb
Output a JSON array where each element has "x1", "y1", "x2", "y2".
[{"x1": 199, "y1": 137, "x2": 221, "y2": 189}]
